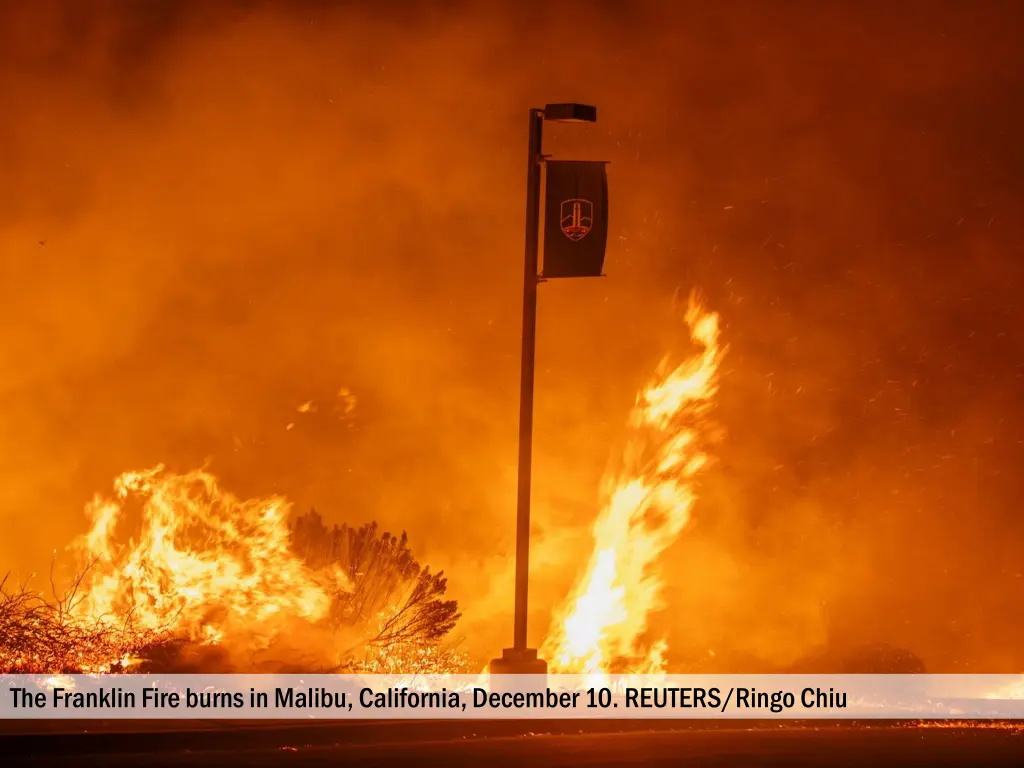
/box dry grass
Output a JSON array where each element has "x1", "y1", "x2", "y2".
[{"x1": 0, "y1": 561, "x2": 172, "y2": 674}]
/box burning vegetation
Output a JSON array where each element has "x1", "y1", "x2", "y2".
[
  {"x1": 0, "y1": 290, "x2": 950, "y2": 678},
  {"x1": 1, "y1": 293, "x2": 725, "y2": 678},
  {"x1": 0, "y1": 468, "x2": 464, "y2": 675}
]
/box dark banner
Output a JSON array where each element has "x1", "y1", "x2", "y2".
[{"x1": 541, "y1": 160, "x2": 609, "y2": 279}]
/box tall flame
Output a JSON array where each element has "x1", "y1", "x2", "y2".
[{"x1": 542, "y1": 293, "x2": 726, "y2": 675}]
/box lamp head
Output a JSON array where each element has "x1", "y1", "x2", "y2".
[{"x1": 543, "y1": 103, "x2": 597, "y2": 123}]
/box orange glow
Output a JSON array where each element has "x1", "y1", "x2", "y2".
[{"x1": 2, "y1": 2, "x2": 1024, "y2": 680}]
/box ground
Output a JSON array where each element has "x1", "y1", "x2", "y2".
[{"x1": 3, "y1": 720, "x2": 1023, "y2": 767}]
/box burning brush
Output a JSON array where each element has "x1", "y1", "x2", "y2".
[
  {"x1": 3, "y1": 294, "x2": 725, "y2": 679},
  {"x1": 0, "y1": 468, "x2": 464, "y2": 675}
]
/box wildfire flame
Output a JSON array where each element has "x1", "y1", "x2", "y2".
[
  {"x1": 542, "y1": 292, "x2": 726, "y2": 676},
  {"x1": 3, "y1": 295, "x2": 723, "y2": 679},
  {"x1": 77, "y1": 466, "x2": 349, "y2": 656}
]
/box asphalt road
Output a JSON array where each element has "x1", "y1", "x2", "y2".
[{"x1": 3, "y1": 721, "x2": 1024, "y2": 767}]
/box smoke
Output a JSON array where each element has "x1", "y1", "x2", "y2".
[{"x1": 1, "y1": 0, "x2": 1023, "y2": 670}]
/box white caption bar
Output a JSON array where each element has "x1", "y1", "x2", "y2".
[{"x1": 2, "y1": 674, "x2": 1024, "y2": 719}]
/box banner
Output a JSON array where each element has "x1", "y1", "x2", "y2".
[
  {"x1": 4, "y1": 674, "x2": 1024, "y2": 719},
  {"x1": 541, "y1": 160, "x2": 609, "y2": 279}
]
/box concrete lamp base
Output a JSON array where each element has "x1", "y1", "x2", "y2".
[{"x1": 489, "y1": 647, "x2": 548, "y2": 676}]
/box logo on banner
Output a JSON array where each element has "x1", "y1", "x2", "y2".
[{"x1": 559, "y1": 198, "x2": 594, "y2": 241}]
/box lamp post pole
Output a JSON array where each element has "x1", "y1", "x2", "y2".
[
  {"x1": 492, "y1": 103, "x2": 598, "y2": 676},
  {"x1": 513, "y1": 108, "x2": 545, "y2": 655}
]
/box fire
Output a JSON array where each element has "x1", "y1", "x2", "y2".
[
  {"x1": 0, "y1": 464, "x2": 470, "y2": 675},
  {"x1": 542, "y1": 293, "x2": 726, "y2": 675},
  {"x1": 2, "y1": 455, "x2": 470, "y2": 675},
  {"x1": 3, "y1": 296, "x2": 722, "y2": 679},
  {"x1": 76, "y1": 466, "x2": 347, "y2": 656}
]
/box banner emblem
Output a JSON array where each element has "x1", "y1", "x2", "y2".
[
  {"x1": 560, "y1": 198, "x2": 593, "y2": 241},
  {"x1": 541, "y1": 160, "x2": 609, "y2": 279}
]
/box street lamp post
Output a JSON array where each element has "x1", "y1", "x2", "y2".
[{"x1": 491, "y1": 103, "x2": 598, "y2": 676}]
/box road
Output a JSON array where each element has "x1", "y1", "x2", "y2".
[{"x1": 3, "y1": 720, "x2": 1024, "y2": 767}]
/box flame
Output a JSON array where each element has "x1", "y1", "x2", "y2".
[
  {"x1": 75, "y1": 466, "x2": 348, "y2": 661},
  {"x1": 542, "y1": 292, "x2": 726, "y2": 675},
  {"x1": 2, "y1": 459, "x2": 473, "y2": 674},
  {"x1": 4, "y1": 295, "x2": 723, "y2": 678}
]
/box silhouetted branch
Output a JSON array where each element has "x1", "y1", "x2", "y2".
[{"x1": 289, "y1": 510, "x2": 462, "y2": 663}]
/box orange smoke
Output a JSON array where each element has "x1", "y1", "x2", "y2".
[{"x1": 542, "y1": 293, "x2": 726, "y2": 674}]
